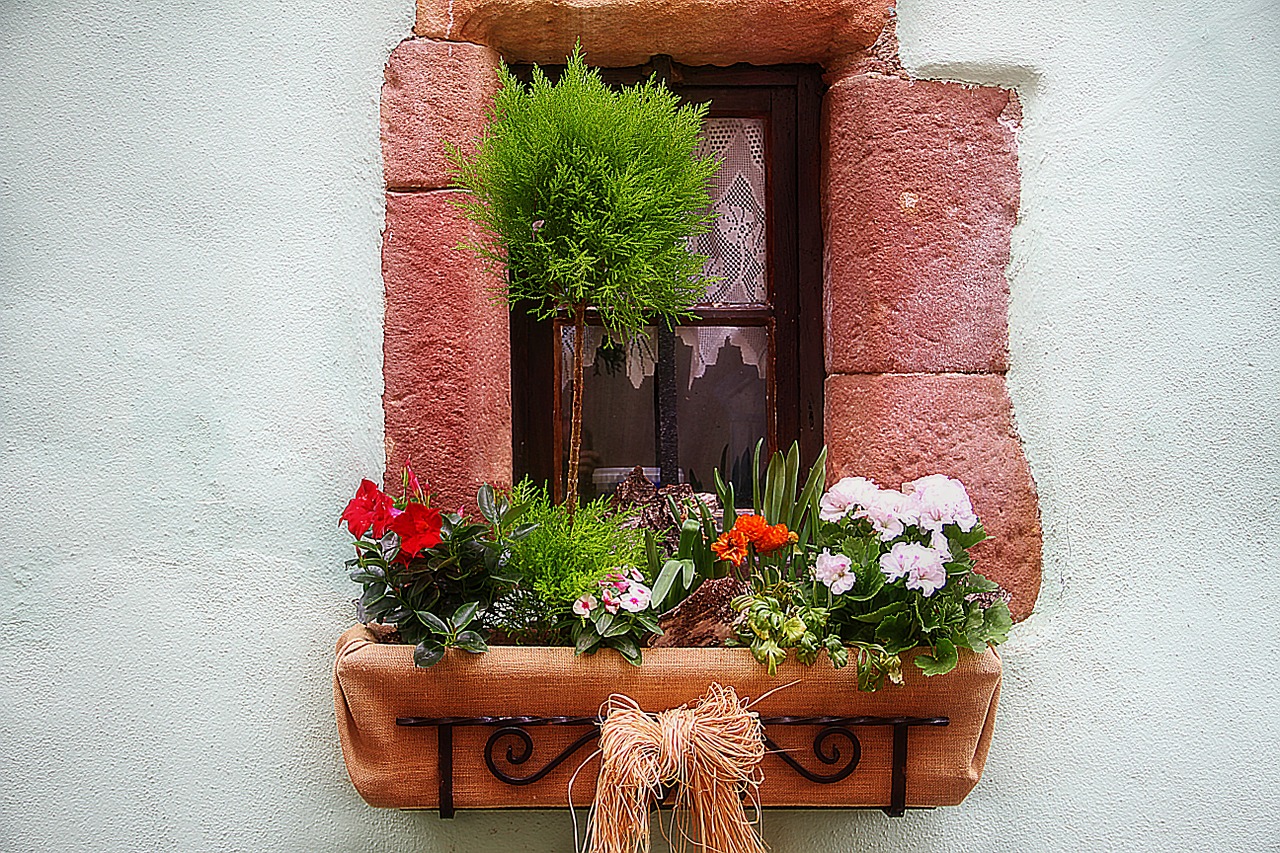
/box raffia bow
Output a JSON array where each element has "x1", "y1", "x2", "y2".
[{"x1": 582, "y1": 683, "x2": 768, "y2": 853}]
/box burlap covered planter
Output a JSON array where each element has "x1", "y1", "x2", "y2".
[{"x1": 333, "y1": 625, "x2": 1001, "y2": 814}]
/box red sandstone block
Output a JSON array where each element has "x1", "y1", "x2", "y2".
[
  {"x1": 825, "y1": 373, "x2": 1041, "y2": 621},
  {"x1": 413, "y1": 0, "x2": 894, "y2": 67},
  {"x1": 381, "y1": 39, "x2": 500, "y2": 190},
  {"x1": 823, "y1": 75, "x2": 1020, "y2": 374},
  {"x1": 382, "y1": 191, "x2": 511, "y2": 510}
]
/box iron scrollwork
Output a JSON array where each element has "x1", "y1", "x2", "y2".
[{"x1": 397, "y1": 712, "x2": 949, "y2": 818}]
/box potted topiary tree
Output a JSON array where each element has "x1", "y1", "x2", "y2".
[{"x1": 448, "y1": 44, "x2": 718, "y2": 511}]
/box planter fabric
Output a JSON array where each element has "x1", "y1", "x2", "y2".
[{"x1": 333, "y1": 625, "x2": 1001, "y2": 810}]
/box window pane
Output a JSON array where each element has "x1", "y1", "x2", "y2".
[
  {"x1": 691, "y1": 117, "x2": 768, "y2": 306},
  {"x1": 559, "y1": 325, "x2": 768, "y2": 501}
]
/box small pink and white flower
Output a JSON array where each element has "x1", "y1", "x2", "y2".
[
  {"x1": 819, "y1": 476, "x2": 881, "y2": 522},
  {"x1": 629, "y1": 568, "x2": 645, "y2": 583},
  {"x1": 903, "y1": 474, "x2": 978, "y2": 534},
  {"x1": 601, "y1": 573, "x2": 631, "y2": 593},
  {"x1": 879, "y1": 542, "x2": 948, "y2": 596},
  {"x1": 619, "y1": 583, "x2": 652, "y2": 613},
  {"x1": 572, "y1": 594, "x2": 598, "y2": 617},
  {"x1": 856, "y1": 489, "x2": 915, "y2": 541},
  {"x1": 601, "y1": 590, "x2": 621, "y2": 614},
  {"x1": 813, "y1": 550, "x2": 856, "y2": 595}
]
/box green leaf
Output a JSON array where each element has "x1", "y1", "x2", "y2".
[
  {"x1": 915, "y1": 638, "x2": 959, "y2": 676},
  {"x1": 764, "y1": 451, "x2": 784, "y2": 524},
  {"x1": 602, "y1": 619, "x2": 631, "y2": 638},
  {"x1": 594, "y1": 611, "x2": 615, "y2": 636},
  {"x1": 949, "y1": 523, "x2": 988, "y2": 551},
  {"x1": 453, "y1": 630, "x2": 488, "y2": 654},
  {"x1": 651, "y1": 559, "x2": 684, "y2": 610},
  {"x1": 413, "y1": 640, "x2": 446, "y2": 668},
  {"x1": 575, "y1": 627, "x2": 602, "y2": 655},
  {"x1": 874, "y1": 611, "x2": 916, "y2": 653},
  {"x1": 477, "y1": 484, "x2": 498, "y2": 524},
  {"x1": 500, "y1": 501, "x2": 527, "y2": 527},
  {"x1": 782, "y1": 441, "x2": 800, "y2": 524},
  {"x1": 751, "y1": 438, "x2": 764, "y2": 514},
  {"x1": 850, "y1": 600, "x2": 905, "y2": 623},
  {"x1": 979, "y1": 602, "x2": 1013, "y2": 645},
  {"x1": 644, "y1": 528, "x2": 661, "y2": 576},
  {"x1": 793, "y1": 446, "x2": 828, "y2": 530},
  {"x1": 846, "y1": 557, "x2": 886, "y2": 602},
  {"x1": 508, "y1": 522, "x2": 538, "y2": 540},
  {"x1": 680, "y1": 558, "x2": 696, "y2": 589},
  {"x1": 451, "y1": 601, "x2": 479, "y2": 630},
  {"x1": 678, "y1": 518, "x2": 701, "y2": 559},
  {"x1": 634, "y1": 612, "x2": 662, "y2": 634},
  {"x1": 609, "y1": 635, "x2": 643, "y2": 666},
  {"x1": 417, "y1": 611, "x2": 451, "y2": 636}
]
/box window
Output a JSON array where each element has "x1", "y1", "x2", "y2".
[{"x1": 510, "y1": 61, "x2": 824, "y2": 503}]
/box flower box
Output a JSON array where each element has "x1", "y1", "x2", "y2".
[{"x1": 333, "y1": 625, "x2": 1002, "y2": 816}]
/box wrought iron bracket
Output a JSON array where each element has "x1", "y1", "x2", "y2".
[{"x1": 396, "y1": 712, "x2": 948, "y2": 819}]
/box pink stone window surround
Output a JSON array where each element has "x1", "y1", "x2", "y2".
[{"x1": 379, "y1": 0, "x2": 1042, "y2": 620}]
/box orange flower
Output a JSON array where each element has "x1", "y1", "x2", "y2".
[
  {"x1": 711, "y1": 528, "x2": 750, "y2": 567},
  {"x1": 755, "y1": 523, "x2": 798, "y2": 554},
  {"x1": 732, "y1": 513, "x2": 769, "y2": 545}
]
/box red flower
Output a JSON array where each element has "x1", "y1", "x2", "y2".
[
  {"x1": 755, "y1": 523, "x2": 798, "y2": 554},
  {"x1": 711, "y1": 528, "x2": 750, "y2": 567},
  {"x1": 390, "y1": 501, "x2": 443, "y2": 563},
  {"x1": 341, "y1": 479, "x2": 399, "y2": 539},
  {"x1": 732, "y1": 514, "x2": 769, "y2": 545}
]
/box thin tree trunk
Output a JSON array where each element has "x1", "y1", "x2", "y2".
[{"x1": 565, "y1": 302, "x2": 587, "y2": 514}]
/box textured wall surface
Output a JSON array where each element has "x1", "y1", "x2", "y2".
[{"x1": 2, "y1": 1, "x2": 1278, "y2": 852}]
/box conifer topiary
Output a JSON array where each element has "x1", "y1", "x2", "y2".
[{"x1": 450, "y1": 45, "x2": 718, "y2": 511}]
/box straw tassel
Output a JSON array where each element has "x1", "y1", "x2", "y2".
[{"x1": 584, "y1": 684, "x2": 768, "y2": 853}]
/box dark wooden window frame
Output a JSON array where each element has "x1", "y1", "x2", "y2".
[{"x1": 509, "y1": 61, "x2": 825, "y2": 497}]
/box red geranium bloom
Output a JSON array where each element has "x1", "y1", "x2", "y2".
[
  {"x1": 341, "y1": 479, "x2": 399, "y2": 539},
  {"x1": 390, "y1": 501, "x2": 443, "y2": 563}
]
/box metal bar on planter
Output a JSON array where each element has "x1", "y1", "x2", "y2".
[{"x1": 397, "y1": 713, "x2": 949, "y2": 818}]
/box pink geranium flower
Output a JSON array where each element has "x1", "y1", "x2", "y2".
[
  {"x1": 856, "y1": 489, "x2": 915, "y2": 541},
  {"x1": 879, "y1": 542, "x2": 948, "y2": 596},
  {"x1": 819, "y1": 476, "x2": 881, "y2": 522},
  {"x1": 813, "y1": 550, "x2": 856, "y2": 595},
  {"x1": 903, "y1": 474, "x2": 978, "y2": 534}
]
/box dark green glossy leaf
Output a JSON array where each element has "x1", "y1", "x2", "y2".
[
  {"x1": 609, "y1": 635, "x2": 643, "y2": 666},
  {"x1": 417, "y1": 610, "x2": 451, "y2": 636},
  {"x1": 477, "y1": 484, "x2": 498, "y2": 524},
  {"x1": 451, "y1": 601, "x2": 480, "y2": 630},
  {"x1": 413, "y1": 640, "x2": 446, "y2": 668},
  {"x1": 453, "y1": 630, "x2": 488, "y2": 653}
]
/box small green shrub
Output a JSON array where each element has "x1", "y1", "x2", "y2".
[{"x1": 508, "y1": 483, "x2": 646, "y2": 604}]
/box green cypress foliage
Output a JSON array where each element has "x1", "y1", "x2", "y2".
[
  {"x1": 449, "y1": 45, "x2": 719, "y2": 508},
  {"x1": 450, "y1": 45, "x2": 718, "y2": 335}
]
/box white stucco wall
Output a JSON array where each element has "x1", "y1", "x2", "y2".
[{"x1": 2, "y1": 0, "x2": 1277, "y2": 850}]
